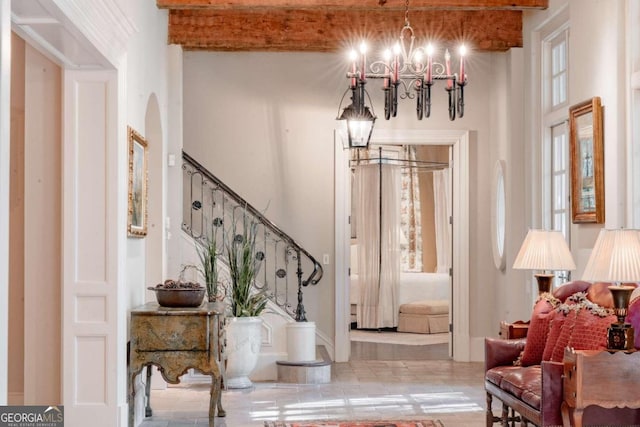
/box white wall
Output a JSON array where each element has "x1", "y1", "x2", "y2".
[
  {"x1": 121, "y1": 0, "x2": 170, "y2": 311},
  {"x1": 182, "y1": 49, "x2": 521, "y2": 345},
  {"x1": 522, "y1": 0, "x2": 631, "y2": 282}
]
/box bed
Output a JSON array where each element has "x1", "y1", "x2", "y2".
[{"x1": 349, "y1": 272, "x2": 450, "y2": 326}]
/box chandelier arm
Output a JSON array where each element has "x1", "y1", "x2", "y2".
[
  {"x1": 416, "y1": 83, "x2": 424, "y2": 120},
  {"x1": 457, "y1": 84, "x2": 465, "y2": 119},
  {"x1": 447, "y1": 87, "x2": 456, "y2": 121},
  {"x1": 392, "y1": 83, "x2": 399, "y2": 118},
  {"x1": 424, "y1": 83, "x2": 432, "y2": 118},
  {"x1": 384, "y1": 88, "x2": 391, "y2": 120}
]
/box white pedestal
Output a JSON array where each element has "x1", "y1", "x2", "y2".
[{"x1": 286, "y1": 321, "x2": 316, "y2": 362}]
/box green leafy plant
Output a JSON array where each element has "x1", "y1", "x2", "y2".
[
  {"x1": 226, "y1": 211, "x2": 268, "y2": 317},
  {"x1": 197, "y1": 229, "x2": 224, "y2": 302}
]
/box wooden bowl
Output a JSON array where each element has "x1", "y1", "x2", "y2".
[{"x1": 148, "y1": 287, "x2": 205, "y2": 307}]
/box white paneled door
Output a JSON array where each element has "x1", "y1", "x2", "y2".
[{"x1": 63, "y1": 70, "x2": 125, "y2": 426}]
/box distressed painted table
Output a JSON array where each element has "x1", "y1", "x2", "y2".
[{"x1": 128, "y1": 302, "x2": 225, "y2": 427}]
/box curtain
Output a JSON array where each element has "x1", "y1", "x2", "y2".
[
  {"x1": 355, "y1": 163, "x2": 401, "y2": 328},
  {"x1": 400, "y1": 146, "x2": 423, "y2": 271},
  {"x1": 433, "y1": 169, "x2": 451, "y2": 274}
]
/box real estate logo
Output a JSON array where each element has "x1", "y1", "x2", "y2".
[{"x1": 0, "y1": 406, "x2": 63, "y2": 427}]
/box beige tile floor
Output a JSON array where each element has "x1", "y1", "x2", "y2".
[{"x1": 140, "y1": 342, "x2": 491, "y2": 427}]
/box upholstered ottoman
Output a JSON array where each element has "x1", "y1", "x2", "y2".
[{"x1": 397, "y1": 300, "x2": 449, "y2": 334}]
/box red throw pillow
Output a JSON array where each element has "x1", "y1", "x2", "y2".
[
  {"x1": 553, "y1": 281, "x2": 591, "y2": 302},
  {"x1": 520, "y1": 294, "x2": 559, "y2": 366},
  {"x1": 587, "y1": 282, "x2": 615, "y2": 308},
  {"x1": 567, "y1": 300, "x2": 616, "y2": 351},
  {"x1": 551, "y1": 308, "x2": 578, "y2": 362},
  {"x1": 542, "y1": 311, "x2": 563, "y2": 361}
]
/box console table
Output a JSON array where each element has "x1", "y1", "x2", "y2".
[
  {"x1": 561, "y1": 348, "x2": 640, "y2": 427},
  {"x1": 128, "y1": 303, "x2": 225, "y2": 427}
]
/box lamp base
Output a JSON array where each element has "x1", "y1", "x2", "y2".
[
  {"x1": 534, "y1": 274, "x2": 555, "y2": 294},
  {"x1": 607, "y1": 323, "x2": 635, "y2": 351}
]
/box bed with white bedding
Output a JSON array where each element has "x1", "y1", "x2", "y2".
[{"x1": 349, "y1": 272, "x2": 450, "y2": 325}]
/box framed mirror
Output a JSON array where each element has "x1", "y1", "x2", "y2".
[
  {"x1": 491, "y1": 160, "x2": 506, "y2": 271},
  {"x1": 127, "y1": 126, "x2": 148, "y2": 237},
  {"x1": 569, "y1": 97, "x2": 604, "y2": 224}
]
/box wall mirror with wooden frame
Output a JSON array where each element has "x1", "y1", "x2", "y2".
[{"x1": 569, "y1": 96, "x2": 604, "y2": 224}]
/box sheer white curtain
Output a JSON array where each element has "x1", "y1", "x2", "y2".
[
  {"x1": 433, "y1": 169, "x2": 451, "y2": 274},
  {"x1": 355, "y1": 163, "x2": 401, "y2": 328}
]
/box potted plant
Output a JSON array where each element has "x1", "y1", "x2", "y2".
[
  {"x1": 196, "y1": 226, "x2": 225, "y2": 306},
  {"x1": 223, "y1": 210, "x2": 269, "y2": 389}
]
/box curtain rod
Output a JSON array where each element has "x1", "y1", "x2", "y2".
[{"x1": 350, "y1": 157, "x2": 449, "y2": 171}]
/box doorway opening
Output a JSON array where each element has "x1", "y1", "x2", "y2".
[
  {"x1": 348, "y1": 143, "x2": 452, "y2": 361},
  {"x1": 334, "y1": 129, "x2": 470, "y2": 363}
]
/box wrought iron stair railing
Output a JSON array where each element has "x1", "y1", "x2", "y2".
[{"x1": 182, "y1": 151, "x2": 323, "y2": 321}]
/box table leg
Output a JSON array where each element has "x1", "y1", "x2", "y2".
[
  {"x1": 209, "y1": 374, "x2": 226, "y2": 427},
  {"x1": 145, "y1": 365, "x2": 153, "y2": 417},
  {"x1": 128, "y1": 367, "x2": 142, "y2": 427}
]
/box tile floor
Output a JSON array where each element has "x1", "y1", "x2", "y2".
[{"x1": 140, "y1": 342, "x2": 491, "y2": 427}]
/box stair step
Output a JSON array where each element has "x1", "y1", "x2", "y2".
[{"x1": 276, "y1": 346, "x2": 332, "y2": 384}]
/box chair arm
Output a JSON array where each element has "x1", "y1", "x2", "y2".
[
  {"x1": 540, "y1": 360, "x2": 564, "y2": 427},
  {"x1": 484, "y1": 337, "x2": 526, "y2": 371}
]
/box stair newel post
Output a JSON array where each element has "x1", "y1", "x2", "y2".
[{"x1": 295, "y1": 248, "x2": 307, "y2": 321}]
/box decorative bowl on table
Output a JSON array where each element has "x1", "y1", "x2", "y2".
[{"x1": 148, "y1": 279, "x2": 206, "y2": 307}]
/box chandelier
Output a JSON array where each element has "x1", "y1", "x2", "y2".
[{"x1": 337, "y1": 0, "x2": 468, "y2": 148}]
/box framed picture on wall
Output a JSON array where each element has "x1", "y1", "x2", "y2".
[
  {"x1": 127, "y1": 126, "x2": 148, "y2": 237},
  {"x1": 569, "y1": 96, "x2": 604, "y2": 224}
]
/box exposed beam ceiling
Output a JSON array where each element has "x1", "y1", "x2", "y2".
[{"x1": 158, "y1": 0, "x2": 548, "y2": 52}]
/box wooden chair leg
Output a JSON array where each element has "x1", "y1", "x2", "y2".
[
  {"x1": 486, "y1": 392, "x2": 497, "y2": 426},
  {"x1": 501, "y1": 403, "x2": 509, "y2": 427}
]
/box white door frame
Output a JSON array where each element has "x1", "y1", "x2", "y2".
[
  {"x1": 0, "y1": 0, "x2": 10, "y2": 404},
  {"x1": 334, "y1": 129, "x2": 470, "y2": 362}
]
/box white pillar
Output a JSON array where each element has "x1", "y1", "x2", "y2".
[{"x1": 286, "y1": 322, "x2": 317, "y2": 362}]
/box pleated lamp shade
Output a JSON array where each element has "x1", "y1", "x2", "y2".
[
  {"x1": 582, "y1": 229, "x2": 640, "y2": 282},
  {"x1": 513, "y1": 229, "x2": 576, "y2": 271}
]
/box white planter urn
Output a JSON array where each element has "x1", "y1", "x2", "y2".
[{"x1": 224, "y1": 316, "x2": 262, "y2": 389}]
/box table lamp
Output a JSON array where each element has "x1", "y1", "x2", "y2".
[
  {"x1": 582, "y1": 228, "x2": 640, "y2": 351},
  {"x1": 513, "y1": 229, "x2": 576, "y2": 294}
]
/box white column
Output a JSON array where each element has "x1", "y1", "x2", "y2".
[{"x1": 0, "y1": 0, "x2": 11, "y2": 406}]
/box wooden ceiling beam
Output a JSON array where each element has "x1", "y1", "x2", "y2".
[
  {"x1": 168, "y1": 8, "x2": 522, "y2": 52},
  {"x1": 158, "y1": 0, "x2": 547, "y2": 10}
]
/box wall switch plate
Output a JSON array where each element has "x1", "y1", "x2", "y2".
[{"x1": 323, "y1": 254, "x2": 330, "y2": 265}]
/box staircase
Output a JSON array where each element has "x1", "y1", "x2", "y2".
[{"x1": 181, "y1": 151, "x2": 329, "y2": 382}]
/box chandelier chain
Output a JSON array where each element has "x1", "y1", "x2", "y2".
[{"x1": 404, "y1": 0, "x2": 410, "y2": 26}]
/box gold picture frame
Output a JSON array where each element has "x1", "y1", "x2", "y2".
[
  {"x1": 127, "y1": 126, "x2": 148, "y2": 237},
  {"x1": 569, "y1": 97, "x2": 604, "y2": 224}
]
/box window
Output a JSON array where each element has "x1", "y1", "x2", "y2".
[
  {"x1": 550, "y1": 37, "x2": 567, "y2": 107},
  {"x1": 542, "y1": 26, "x2": 571, "y2": 284},
  {"x1": 551, "y1": 123, "x2": 569, "y2": 237}
]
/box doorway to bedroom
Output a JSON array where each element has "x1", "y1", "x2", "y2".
[
  {"x1": 348, "y1": 143, "x2": 452, "y2": 361},
  {"x1": 334, "y1": 128, "x2": 470, "y2": 363}
]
